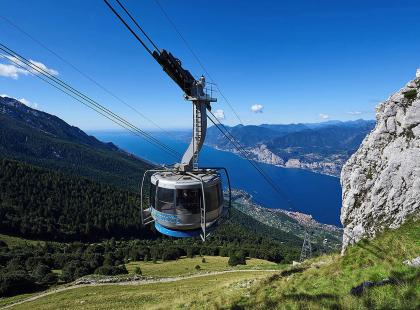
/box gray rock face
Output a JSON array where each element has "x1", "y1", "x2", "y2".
[
  {"x1": 403, "y1": 256, "x2": 420, "y2": 268},
  {"x1": 340, "y1": 70, "x2": 420, "y2": 252}
]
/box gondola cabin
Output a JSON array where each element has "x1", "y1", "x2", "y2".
[{"x1": 141, "y1": 168, "x2": 230, "y2": 239}]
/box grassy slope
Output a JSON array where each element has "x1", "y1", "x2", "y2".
[
  {"x1": 8, "y1": 272, "x2": 275, "y2": 310},
  {"x1": 0, "y1": 257, "x2": 280, "y2": 309},
  {"x1": 229, "y1": 219, "x2": 420, "y2": 309},
  {"x1": 1, "y1": 221, "x2": 418, "y2": 309},
  {"x1": 0, "y1": 234, "x2": 46, "y2": 248},
  {"x1": 125, "y1": 256, "x2": 281, "y2": 277}
]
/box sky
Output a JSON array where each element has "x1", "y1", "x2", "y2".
[{"x1": 1, "y1": 0, "x2": 420, "y2": 130}]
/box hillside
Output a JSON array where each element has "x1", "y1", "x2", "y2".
[
  {"x1": 0, "y1": 96, "x2": 151, "y2": 191},
  {"x1": 2, "y1": 219, "x2": 417, "y2": 309},
  {"x1": 228, "y1": 219, "x2": 420, "y2": 309},
  {"x1": 0, "y1": 158, "x2": 304, "y2": 254},
  {"x1": 205, "y1": 120, "x2": 375, "y2": 176}
]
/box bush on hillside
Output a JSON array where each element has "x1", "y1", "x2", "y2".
[
  {"x1": 0, "y1": 270, "x2": 39, "y2": 297},
  {"x1": 228, "y1": 251, "x2": 246, "y2": 266},
  {"x1": 61, "y1": 260, "x2": 90, "y2": 282},
  {"x1": 94, "y1": 265, "x2": 128, "y2": 276}
]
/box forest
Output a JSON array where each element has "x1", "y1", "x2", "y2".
[{"x1": 0, "y1": 157, "x2": 305, "y2": 296}]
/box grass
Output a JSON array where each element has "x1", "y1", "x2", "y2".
[
  {"x1": 0, "y1": 257, "x2": 281, "y2": 309},
  {"x1": 0, "y1": 234, "x2": 45, "y2": 248},
  {"x1": 2, "y1": 221, "x2": 418, "y2": 309},
  {"x1": 5, "y1": 271, "x2": 277, "y2": 310},
  {"x1": 229, "y1": 218, "x2": 420, "y2": 309},
  {"x1": 0, "y1": 293, "x2": 38, "y2": 308},
  {"x1": 125, "y1": 256, "x2": 282, "y2": 277}
]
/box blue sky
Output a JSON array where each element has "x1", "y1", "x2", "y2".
[{"x1": 1, "y1": 0, "x2": 420, "y2": 130}]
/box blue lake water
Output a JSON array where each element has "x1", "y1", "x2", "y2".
[{"x1": 91, "y1": 131, "x2": 342, "y2": 226}]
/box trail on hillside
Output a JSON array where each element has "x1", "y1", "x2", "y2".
[{"x1": 1, "y1": 269, "x2": 279, "y2": 309}]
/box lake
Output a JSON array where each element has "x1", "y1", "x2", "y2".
[{"x1": 91, "y1": 131, "x2": 342, "y2": 226}]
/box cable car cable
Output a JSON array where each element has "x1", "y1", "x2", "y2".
[
  {"x1": 153, "y1": 0, "x2": 244, "y2": 125},
  {"x1": 103, "y1": 0, "x2": 155, "y2": 56},
  {"x1": 0, "y1": 43, "x2": 181, "y2": 159},
  {"x1": 0, "y1": 15, "x2": 183, "y2": 146},
  {"x1": 2, "y1": 53, "x2": 163, "y2": 154},
  {"x1": 207, "y1": 113, "x2": 294, "y2": 209},
  {"x1": 1, "y1": 51, "x2": 180, "y2": 160},
  {"x1": 103, "y1": 1, "x2": 294, "y2": 209},
  {"x1": 0, "y1": 45, "x2": 178, "y2": 159},
  {"x1": 114, "y1": 0, "x2": 160, "y2": 53},
  {"x1": 152, "y1": 2, "x2": 294, "y2": 207}
]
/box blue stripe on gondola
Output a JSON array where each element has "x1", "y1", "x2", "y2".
[
  {"x1": 154, "y1": 206, "x2": 230, "y2": 238},
  {"x1": 154, "y1": 222, "x2": 202, "y2": 238}
]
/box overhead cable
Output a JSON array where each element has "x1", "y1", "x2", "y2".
[{"x1": 0, "y1": 43, "x2": 181, "y2": 160}]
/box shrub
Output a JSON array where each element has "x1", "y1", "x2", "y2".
[
  {"x1": 228, "y1": 252, "x2": 246, "y2": 266},
  {"x1": 32, "y1": 263, "x2": 57, "y2": 284},
  {"x1": 195, "y1": 265, "x2": 201, "y2": 271},
  {"x1": 94, "y1": 265, "x2": 128, "y2": 276},
  {"x1": 186, "y1": 248, "x2": 194, "y2": 259},
  {"x1": 134, "y1": 266, "x2": 142, "y2": 275},
  {"x1": 61, "y1": 260, "x2": 90, "y2": 282},
  {"x1": 403, "y1": 89, "x2": 417, "y2": 101},
  {"x1": 0, "y1": 270, "x2": 39, "y2": 297}
]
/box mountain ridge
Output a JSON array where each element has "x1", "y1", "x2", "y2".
[
  {"x1": 0, "y1": 96, "x2": 151, "y2": 191},
  {"x1": 205, "y1": 119, "x2": 375, "y2": 176}
]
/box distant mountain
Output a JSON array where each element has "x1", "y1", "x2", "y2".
[
  {"x1": 0, "y1": 96, "x2": 151, "y2": 191},
  {"x1": 206, "y1": 120, "x2": 375, "y2": 176}
]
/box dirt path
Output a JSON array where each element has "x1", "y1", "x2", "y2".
[{"x1": 1, "y1": 269, "x2": 279, "y2": 309}]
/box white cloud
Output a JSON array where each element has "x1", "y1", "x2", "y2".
[
  {"x1": 347, "y1": 111, "x2": 362, "y2": 115},
  {"x1": 0, "y1": 54, "x2": 58, "y2": 79},
  {"x1": 28, "y1": 59, "x2": 58, "y2": 76},
  {"x1": 0, "y1": 94, "x2": 10, "y2": 98},
  {"x1": 213, "y1": 109, "x2": 225, "y2": 120},
  {"x1": 251, "y1": 104, "x2": 264, "y2": 113},
  {"x1": 319, "y1": 113, "x2": 330, "y2": 120},
  {"x1": 0, "y1": 63, "x2": 29, "y2": 79}
]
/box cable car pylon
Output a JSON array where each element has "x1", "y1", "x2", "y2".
[{"x1": 300, "y1": 229, "x2": 313, "y2": 262}]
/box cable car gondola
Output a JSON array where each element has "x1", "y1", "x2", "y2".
[{"x1": 140, "y1": 60, "x2": 231, "y2": 241}]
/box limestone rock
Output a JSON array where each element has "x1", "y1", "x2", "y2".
[
  {"x1": 403, "y1": 256, "x2": 420, "y2": 267},
  {"x1": 340, "y1": 70, "x2": 420, "y2": 252}
]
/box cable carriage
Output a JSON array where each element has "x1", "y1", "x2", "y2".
[
  {"x1": 102, "y1": 0, "x2": 232, "y2": 240},
  {"x1": 140, "y1": 50, "x2": 231, "y2": 241}
]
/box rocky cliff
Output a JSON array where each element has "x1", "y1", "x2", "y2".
[{"x1": 340, "y1": 69, "x2": 420, "y2": 252}]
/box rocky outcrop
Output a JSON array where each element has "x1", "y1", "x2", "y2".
[
  {"x1": 340, "y1": 70, "x2": 420, "y2": 252},
  {"x1": 248, "y1": 144, "x2": 284, "y2": 166}
]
